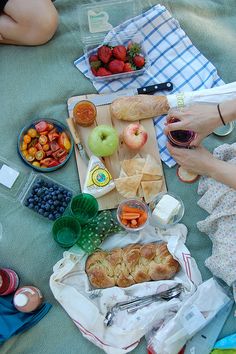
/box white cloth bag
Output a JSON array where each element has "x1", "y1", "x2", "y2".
[{"x1": 50, "y1": 224, "x2": 202, "y2": 354}]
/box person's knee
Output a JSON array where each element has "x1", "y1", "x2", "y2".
[{"x1": 24, "y1": 7, "x2": 59, "y2": 45}]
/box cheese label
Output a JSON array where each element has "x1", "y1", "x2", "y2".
[{"x1": 87, "y1": 165, "x2": 112, "y2": 188}]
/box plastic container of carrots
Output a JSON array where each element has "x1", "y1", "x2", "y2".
[{"x1": 117, "y1": 198, "x2": 149, "y2": 232}]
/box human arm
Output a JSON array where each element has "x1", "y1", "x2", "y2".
[
  {"x1": 164, "y1": 98, "x2": 236, "y2": 145},
  {"x1": 167, "y1": 142, "x2": 236, "y2": 189}
]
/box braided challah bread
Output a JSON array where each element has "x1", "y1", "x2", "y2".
[{"x1": 85, "y1": 243, "x2": 180, "y2": 288}]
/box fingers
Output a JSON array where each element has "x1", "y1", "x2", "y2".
[{"x1": 164, "y1": 120, "x2": 186, "y2": 133}]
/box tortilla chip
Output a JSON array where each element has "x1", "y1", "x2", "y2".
[
  {"x1": 121, "y1": 158, "x2": 145, "y2": 176},
  {"x1": 115, "y1": 175, "x2": 142, "y2": 198},
  {"x1": 137, "y1": 185, "x2": 144, "y2": 198},
  {"x1": 119, "y1": 168, "x2": 127, "y2": 178},
  {"x1": 143, "y1": 154, "x2": 163, "y2": 176},
  {"x1": 141, "y1": 180, "x2": 163, "y2": 203},
  {"x1": 141, "y1": 174, "x2": 163, "y2": 181}
]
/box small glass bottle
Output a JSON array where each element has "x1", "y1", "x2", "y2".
[
  {"x1": 13, "y1": 286, "x2": 43, "y2": 312},
  {"x1": 0, "y1": 268, "x2": 19, "y2": 296}
]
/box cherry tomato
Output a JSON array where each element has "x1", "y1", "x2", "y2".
[
  {"x1": 32, "y1": 161, "x2": 40, "y2": 167},
  {"x1": 21, "y1": 150, "x2": 28, "y2": 157},
  {"x1": 27, "y1": 128, "x2": 37, "y2": 138},
  {"x1": 48, "y1": 129, "x2": 59, "y2": 142},
  {"x1": 47, "y1": 123, "x2": 54, "y2": 130},
  {"x1": 46, "y1": 150, "x2": 52, "y2": 156},
  {"x1": 42, "y1": 143, "x2": 50, "y2": 151},
  {"x1": 35, "y1": 143, "x2": 43, "y2": 151},
  {"x1": 52, "y1": 148, "x2": 67, "y2": 160},
  {"x1": 35, "y1": 121, "x2": 48, "y2": 133},
  {"x1": 28, "y1": 147, "x2": 37, "y2": 156},
  {"x1": 21, "y1": 142, "x2": 28, "y2": 151},
  {"x1": 58, "y1": 132, "x2": 71, "y2": 151},
  {"x1": 26, "y1": 155, "x2": 35, "y2": 162},
  {"x1": 40, "y1": 158, "x2": 59, "y2": 167},
  {"x1": 23, "y1": 135, "x2": 31, "y2": 144},
  {"x1": 50, "y1": 141, "x2": 60, "y2": 152},
  {"x1": 39, "y1": 135, "x2": 48, "y2": 145},
  {"x1": 35, "y1": 150, "x2": 45, "y2": 161}
]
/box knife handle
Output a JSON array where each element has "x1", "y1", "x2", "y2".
[{"x1": 137, "y1": 82, "x2": 173, "y2": 94}]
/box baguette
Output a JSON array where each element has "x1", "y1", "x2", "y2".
[{"x1": 110, "y1": 95, "x2": 170, "y2": 121}]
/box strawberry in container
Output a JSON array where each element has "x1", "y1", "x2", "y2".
[
  {"x1": 18, "y1": 119, "x2": 73, "y2": 172},
  {"x1": 88, "y1": 40, "x2": 147, "y2": 80}
]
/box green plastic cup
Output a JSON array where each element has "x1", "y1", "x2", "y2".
[
  {"x1": 70, "y1": 193, "x2": 99, "y2": 226},
  {"x1": 52, "y1": 216, "x2": 81, "y2": 248}
]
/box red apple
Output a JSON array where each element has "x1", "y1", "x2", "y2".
[{"x1": 123, "y1": 123, "x2": 148, "y2": 150}]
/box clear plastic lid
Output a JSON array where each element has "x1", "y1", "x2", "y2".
[
  {"x1": 0, "y1": 156, "x2": 33, "y2": 202},
  {"x1": 78, "y1": 0, "x2": 141, "y2": 45}
]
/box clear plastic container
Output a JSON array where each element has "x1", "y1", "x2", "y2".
[
  {"x1": 0, "y1": 156, "x2": 74, "y2": 221},
  {"x1": 77, "y1": 0, "x2": 148, "y2": 81},
  {"x1": 116, "y1": 198, "x2": 149, "y2": 232}
]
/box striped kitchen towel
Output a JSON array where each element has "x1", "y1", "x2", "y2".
[{"x1": 74, "y1": 4, "x2": 224, "y2": 167}]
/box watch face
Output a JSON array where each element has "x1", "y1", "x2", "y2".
[{"x1": 213, "y1": 122, "x2": 234, "y2": 136}]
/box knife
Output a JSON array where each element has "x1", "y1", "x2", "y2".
[
  {"x1": 66, "y1": 118, "x2": 89, "y2": 164},
  {"x1": 68, "y1": 82, "x2": 173, "y2": 109}
]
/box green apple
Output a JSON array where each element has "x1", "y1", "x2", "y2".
[{"x1": 88, "y1": 125, "x2": 119, "y2": 157}]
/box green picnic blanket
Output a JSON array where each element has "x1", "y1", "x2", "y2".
[{"x1": 0, "y1": 0, "x2": 235, "y2": 353}]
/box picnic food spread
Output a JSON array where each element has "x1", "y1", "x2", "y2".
[{"x1": 85, "y1": 243, "x2": 180, "y2": 288}]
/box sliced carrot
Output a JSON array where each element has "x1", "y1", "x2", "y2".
[
  {"x1": 121, "y1": 218, "x2": 128, "y2": 226},
  {"x1": 121, "y1": 205, "x2": 145, "y2": 215},
  {"x1": 137, "y1": 212, "x2": 148, "y2": 225},
  {"x1": 131, "y1": 219, "x2": 137, "y2": 226},
  {"x1": 121, "y1": 213, "x2": 140, "y2": 220}
]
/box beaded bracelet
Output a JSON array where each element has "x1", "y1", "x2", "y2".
[{"x1": 217, "y1": 103, "x2": 226, "y2": 126}]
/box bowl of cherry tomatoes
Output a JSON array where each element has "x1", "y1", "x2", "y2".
[{"x1": 18, "y1": 119, "x2": 73, "y2": 172}]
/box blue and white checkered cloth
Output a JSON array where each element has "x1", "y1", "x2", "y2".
[{"x1": 74, "y1": 4, "x2": 224, "y2": 167}]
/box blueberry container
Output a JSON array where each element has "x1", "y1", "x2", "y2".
[{"x1": 0, "y1": 156, "x2": 75, "y2": 221}]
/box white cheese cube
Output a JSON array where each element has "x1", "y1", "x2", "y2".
[{"x1": 152, "y1": 194, "x2": 181, "y2": 224}]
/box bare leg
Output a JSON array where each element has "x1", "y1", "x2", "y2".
[{"x1": 0, "y1": 0, "x2": 58, "y2": 45}]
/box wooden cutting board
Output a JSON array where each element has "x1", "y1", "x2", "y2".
[{"x1": 67, "y1": 93, "x2": 167, "y2": 210}]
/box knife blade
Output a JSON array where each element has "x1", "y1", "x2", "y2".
[
  {"x1": 68, "y1": 82, "x2": 173, "y2": 110},
  {"x1": 66, "y1": 118, "x2": 89, "y2": 164}
]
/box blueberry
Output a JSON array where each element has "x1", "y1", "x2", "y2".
[
  {"x1": 65, "y1": 197, "x2": 71, "y2": 203},
  {"x1": 34, "y1": 205, "x2": 39, "y2": 212},
  {"x1": 52, "y1": 196, "x2": 57, "y2": 201},
  {"x1": 44, "y1": 212, "x2": 49, "y2": 217},
  {"x1": 38, "y1": 208, "x2": 44, "y2": 214},
  {"x1": 28, "y1": 203, "x2": 34, "y2": 209},
  {"x1": 59, "y1": 207, "x2": 65, "y2": 213},
  {"x1": 34, "y1": 196, "x2": 39, "y2": 202},
  {"x1": 48, "y1": 213, "x2": 54, "y2": 220},
  {"x1": 50, "y1": 205, "x2": 55, "y2": 210},
  {"x1": 67, "y1": 192, "x2": 72, "y2": 198},
  {"x1": 49, "y1": 187, "x2": 54, "y2": 192},
  {"x1": 48, "y1": 200, "x2": 53, "y2": 205},
  {"x1": 55, "y1": 213, "x2": 61, "y2": 219}
]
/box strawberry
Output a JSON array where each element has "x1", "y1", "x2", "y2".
[
  {"x1": 127, "y1": 42, "x2": 141, "y2": 57},
  {"x1": 89, "y1": 54, "x2": 99, "y2": 62},
  {"x1": 90, "y1": 60, "x2": 101, "y2": 70},
  {"x1": 96, "y1": 67, "x2": 112, "y2": 76},
  {"x1": 123, "y1": 62, "x2": 134, "y2": 72},
  {"x1": 108, "y1": 59, "x2": 125, "y2": 74},
  {"x1": 113, "y1": 45, "x2": 127, "y2": 61},
  {"x1": 97, "y1": 45, "x2": 112, "y2": 64},
  {"x1": 91, "y1": 67, "x2": 98, "y2": 76},
  {"x1": 133, "y1": 55, "x2": 145, "y2": 68}
]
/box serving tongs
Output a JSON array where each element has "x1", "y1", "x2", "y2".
[{"x1": 104, "y1": 283, "x2": 183, "y2": 326}]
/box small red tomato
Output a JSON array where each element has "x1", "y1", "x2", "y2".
[
  {"x1": 50, "y1": 141, "x2": 60, "y2": 152},
  {"x1": 48, "y1": 129, "x2": 59, "y2": 142},
  {"x1": 35, "y1": 121, "x2": 48, "y2": 133},
  {"x1": 52, "y1": 148, "x2": 67, "y2": 160},
  {"x1": 35, "y1": 142, "x2": 43, "y2": 151}
]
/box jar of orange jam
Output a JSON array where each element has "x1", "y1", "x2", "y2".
[{"x1": 73, "y1": 100, "x2": 97, "y2": 127}]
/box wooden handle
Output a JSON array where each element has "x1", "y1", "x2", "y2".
[{"x1": 66, "y1": 118, "x2": 80, "y2": 145}]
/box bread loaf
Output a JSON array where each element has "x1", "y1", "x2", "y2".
[
  {"x1": 110, "y1": 95, "x2": 170, "y2": 121},
  {"x1": 85, "y1": 243, "x2": 180, "y2": 288}
]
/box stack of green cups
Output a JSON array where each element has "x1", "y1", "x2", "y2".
[
  {"x1": 52, "y1": 216, "x2": 81, "y2": 248},
  {"x1": 70, "y1": 193, "x2": 99, "y2": 226}
]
